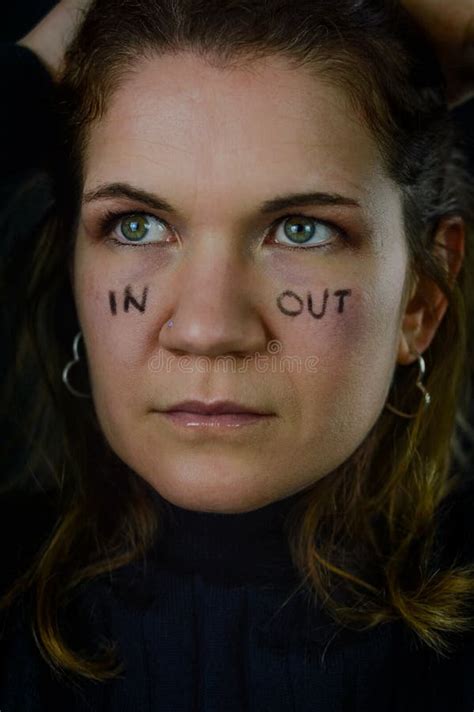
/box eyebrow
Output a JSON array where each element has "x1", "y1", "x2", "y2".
[{"x1": 82, "y1": 181, "x2": 361, "y2": 215}]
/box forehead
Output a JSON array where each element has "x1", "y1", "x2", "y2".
[{"x1": 84, "y1": 51, "x2": 387, "y2": 212}]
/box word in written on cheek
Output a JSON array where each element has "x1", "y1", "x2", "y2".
[
  {"x1": 109, "y1": 285, "x2": 148, "y2": 315},
  {"x1": 276, "y1": 288, "x2": 352, "y2": 318}
]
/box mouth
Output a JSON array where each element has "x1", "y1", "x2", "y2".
[
  {"x1": 160, "y1": 399, "x2": 273, "y2": 416},
  {"x1": 154, "y1": 399, "x2": 275, "y2": 432}
]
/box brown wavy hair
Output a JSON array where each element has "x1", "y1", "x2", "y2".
[{"x1": 1, "y1": 0, "x2": 474, "y2": 684}]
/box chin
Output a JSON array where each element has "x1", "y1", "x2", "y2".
[{"x1": 140, "y1": 473, "x2": 284, "y2": 514}]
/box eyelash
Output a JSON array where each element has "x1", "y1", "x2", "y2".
[{"x1": 97, "y1": 208, "x2": 348, "y2": 252}]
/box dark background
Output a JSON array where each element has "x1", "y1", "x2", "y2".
[
  {"x1": 1, "y1": 0, "x2": 55, "y2": 40},
  {"x1": 2, "y1": 0, "x2": 473, "y2": 174}
]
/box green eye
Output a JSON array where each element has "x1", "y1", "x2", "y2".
[
  {"x1": 283, "y1": 216, "x2": 317, "y2": 244},
  {"x1": 120, "y1": 214, "x2": 150, "y2": 242}
]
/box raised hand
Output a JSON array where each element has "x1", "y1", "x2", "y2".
[{"x1": 17, "y1": 0, "x2": 93, "y2": 81}]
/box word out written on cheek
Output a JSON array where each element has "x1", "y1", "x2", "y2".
[
  {"x1": 109, "y1": 285, "x2": 149, "y2": 315},
  {"x1": 276, "y1": 288, "x2": 352, "y2": 318}
]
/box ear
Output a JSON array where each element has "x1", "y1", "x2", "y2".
[{"x1": 397, "y1": 216, "x2": 465, "y2": 365}]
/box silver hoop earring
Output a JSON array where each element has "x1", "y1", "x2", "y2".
[
  {"x1": 384, "y1": 351, "x2": 431, "y2": 419},
  {"x1": 62, "y1": 330, "x2": 92, "y2": 399}
]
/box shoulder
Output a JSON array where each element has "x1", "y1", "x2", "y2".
[{"x1": 0, "y1": 489, "x2": 59, "y2": 599}]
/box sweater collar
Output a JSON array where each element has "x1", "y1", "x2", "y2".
[
  {"x1": 110, "y1": 484, "x2": 359, "y2": 652},
  {"x1": 146, "y1": 486, "x2": 306, "y2": 585}
]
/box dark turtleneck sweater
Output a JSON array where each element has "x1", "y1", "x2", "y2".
[
  {"x1": 1, "y1": 40, "x2": 474, "y2": 712},
  {"x1": 1, "y1": 478, "x2": 474, "y2": 711}
]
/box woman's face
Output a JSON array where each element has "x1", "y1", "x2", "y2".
[{"x1": 74, "y1": 52, "x2": 414, "y2": 513}]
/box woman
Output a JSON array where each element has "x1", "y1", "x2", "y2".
[{"x1": 1, "y1": 0, "x2": 474, "y2": 709}]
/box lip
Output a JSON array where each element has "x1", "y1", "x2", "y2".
[
  {"x1": 160, "y1": 399, "x2": 272, "y2": 416},
  {"x1": 160, "y1": 411, "x2": 270, "y2": 430}
]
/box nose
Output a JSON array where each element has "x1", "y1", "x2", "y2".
[{"x1": 158, "y1": 241, "x2": 269, "y2": 359}]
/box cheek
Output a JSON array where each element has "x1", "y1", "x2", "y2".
[
  {"x1": 275, "y1": 284, "x2": 395, "y2": 363},
  {"x1": 72, "y1": 254, "x2": 154, "y2": 414},
  {"x1": 276, "y1": 284, "x2": 401, "y2": 427},
  {"x1": 266, "y1": 237, "x2": 407, "y2": 386}
]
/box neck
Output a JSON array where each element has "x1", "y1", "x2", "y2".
[{"x1": 145, "y1": 486, "x2": 306, "y2": 585}]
